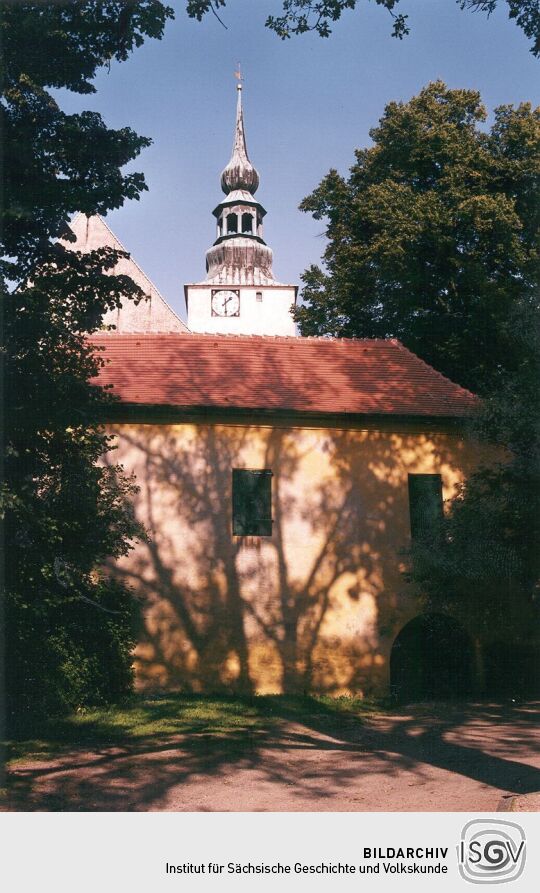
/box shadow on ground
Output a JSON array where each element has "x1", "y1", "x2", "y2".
[{"x1": 3, "y1": 698, "x2": 540, "y2": 812}]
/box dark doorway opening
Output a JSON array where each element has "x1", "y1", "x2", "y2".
[{"x1": 390, "y1": 613, "x2": 474, "y2": 704}]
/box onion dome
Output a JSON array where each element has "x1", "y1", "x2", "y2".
[{"x1": 220, "y1": 84, "x2": 260, "y2": 195}]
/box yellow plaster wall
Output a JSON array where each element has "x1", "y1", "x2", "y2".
[{"x1": 106, "y1": 420, "x2": 490, "y2": 696}]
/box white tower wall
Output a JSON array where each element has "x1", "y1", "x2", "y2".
[{"x1": 186, "y1": 285, "x2": 297, "y2": 336}]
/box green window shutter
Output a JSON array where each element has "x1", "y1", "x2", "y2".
[
  {"x1": 408, "y1": 473, "x2": 443, "y2": 543},
  {"x1": 232, "y1": 469, "x2": 273, "y2": 536}
]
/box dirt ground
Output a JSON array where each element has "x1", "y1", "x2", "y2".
[{"x1": 4, "y1": 701, "x2": 540, "y2": 812}]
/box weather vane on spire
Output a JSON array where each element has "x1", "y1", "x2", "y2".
[{"x1": 234, "y1": 62, "x2": 243, "y2": 88}]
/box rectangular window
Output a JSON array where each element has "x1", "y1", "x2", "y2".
[
  {"x1": 408, "y1": 473, "x2": 443, "y2": 542},
  {"x1": 232, "y1": 469, "x2": 273, "y2": 536}
]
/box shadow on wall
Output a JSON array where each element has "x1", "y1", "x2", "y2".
[{"x1": 106, "y1": 415, "x2": 471, "y2": 697}]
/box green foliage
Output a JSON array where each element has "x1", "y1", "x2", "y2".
[
  {"x1": 266, "y1": 0, "x2": 409, "y2": 40},
  {"x1": 185, "y1": 1, "x2": 540, "y2": 55},
  {"x1": 295, "y1": 82, "x2": 540, "y2": 394},
  {"x1": 6, "y1": 579, "x2": 137, "y2": 726},
  {"x1": 1, "y1": 2, "x2": 174, "y2": 730},
  {"x1": 2, "y1": 1, "x2": 173, "y2": 275},
  {"x1": 408, "y1": 301, "x2": 540, "y2": 643},
  {"x1": 461, "y1": 2, "x2": 540, "y2": 57}
]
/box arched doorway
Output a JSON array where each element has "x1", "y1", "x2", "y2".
[{"x1": 390, "y1": 613, "x2": 474, "y2": 703}]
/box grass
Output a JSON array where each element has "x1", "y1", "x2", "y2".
[{"x1": 4, "y1": 693, "x2": 387, "y2": 767}]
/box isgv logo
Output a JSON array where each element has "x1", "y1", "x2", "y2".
[{"x1": 458, "y1": 819, "x2": 526, "y2": 884}]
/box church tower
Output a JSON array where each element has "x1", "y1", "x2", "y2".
[{"x1": 185, "y1": 78, "x2": 298, "y2": 336}]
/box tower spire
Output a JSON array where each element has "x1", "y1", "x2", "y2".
[
  {"x1": 184, "y1": 76, "x2": 298, "y2": 335},
  {"x1": 221, "y1": 68, "x2": 259, "y2": 195}
]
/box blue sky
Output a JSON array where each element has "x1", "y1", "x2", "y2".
[{"x1": 57, "y1": 0, "x2": 539, "y2": 321}]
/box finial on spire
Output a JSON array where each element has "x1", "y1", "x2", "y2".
[{"x1": 234, "y1": 62, "x2": 243, "y2": 90}]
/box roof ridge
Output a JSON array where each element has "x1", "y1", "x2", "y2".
[{"x1": 88, "y1": 331, "x2": 398, "y2": 345}]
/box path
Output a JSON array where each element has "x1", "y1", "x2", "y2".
[{"x1": 5, "y1": 702, "x2": 540, "y2": 811}]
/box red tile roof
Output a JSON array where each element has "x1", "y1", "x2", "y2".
[{"x1": 89, "y1": 333, "x2": 477, "y2": 418}]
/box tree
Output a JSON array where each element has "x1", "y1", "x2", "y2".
[
  {"x1": 294, "y1": 82, "x2": 540, "y2": 394},
  {"x1": 294, "y1": 82, "x2": 540, "y2": 686},
  {"x1": 1, "y1": 2, "x2": 174, "y2": 728},
  {"x1": 407, "y1": 300, "x2": 540, "y2": 694},
  {"x1": 186, "y1": 1, "x2": 540, "y2": 56}
]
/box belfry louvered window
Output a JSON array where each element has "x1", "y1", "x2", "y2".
[
  {"x1": 232, "y1": 469, "x2": 273, "y2": 536},
  {"x1": 408, "y1": 473, "x2": 444, "y2": 543}
]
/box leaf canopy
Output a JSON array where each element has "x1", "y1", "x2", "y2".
[{"x1": 295, "y1": 82, "x2": 540, "y2": 394}]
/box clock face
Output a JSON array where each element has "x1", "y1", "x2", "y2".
[{"x1": 211, "y1": 289, "x2": 240, "y2": 317}]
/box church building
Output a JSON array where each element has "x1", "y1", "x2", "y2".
[{"x1": 81, "y1": 81, "x2": 494, "y2": 701}]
